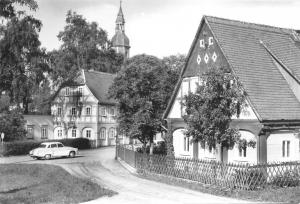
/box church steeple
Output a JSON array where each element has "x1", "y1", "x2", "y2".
[
  {"x1": 111, "y1": 0, "x2": 130, "y2": 59},
  {"x1": 115, "y1": 0, "x2": 125, "y2": 32}
]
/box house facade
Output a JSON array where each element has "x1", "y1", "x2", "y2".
[
  {"x1": 24, "y1": 115, "x2": 54, "y2": 141},
  {"x1": 23, "y1": 70, "x2": 129, "y2": 147},
  {"x1": 164, "y1": 16, "x2": 300, "y2": 164}
]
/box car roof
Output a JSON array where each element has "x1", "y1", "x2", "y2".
[{"x1": 41, "y1": 142, "x2": 62, "y2": 145}]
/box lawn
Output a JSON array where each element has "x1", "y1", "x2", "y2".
[{"x1": 0, "y1": 163, "x2": 116, "y2": 204}]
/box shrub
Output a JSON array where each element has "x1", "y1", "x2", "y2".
[
  {"x1": 136, "y1": 141, "x2": 167, "y2": 155},
  {"x1": 233, "y1": 168, "x2": 267, "y2": 190},
  {"x1": 2, "y1": 140, "x2": 41, "y2": 156},
  {"x1": 56, "y1": 138, "x2": 91, "y2": 150},
  {"x1": 271, "y1": 169, "x2": 300, "y2": 187}
]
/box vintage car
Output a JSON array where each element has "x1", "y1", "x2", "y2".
[{"x1": 29, "y1": 142, "x2": 78, "y2": 160}]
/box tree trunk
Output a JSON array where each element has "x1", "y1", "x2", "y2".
[{"x1": 149, "y1": 136, "x2": 154, "y2": 155}]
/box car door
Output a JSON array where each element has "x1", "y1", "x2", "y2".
[
  {"x1": 50, "y1": 143, "x2": 58, "y2": 157},
  {"x1": 57, "y1": 143, "x2": 66, "y2": 156}
]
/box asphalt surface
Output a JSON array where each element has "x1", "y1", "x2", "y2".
[{"x1": 0, "y1": 147, "x2": 255, "y2": 204}]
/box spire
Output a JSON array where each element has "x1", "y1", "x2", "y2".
[{"x1": 116, "y1": 0, "x2": 125, "y2": 25}]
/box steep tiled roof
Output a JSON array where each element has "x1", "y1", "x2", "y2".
[
  {"x1": 163, "y1": 16, "x2": 300, "y2": 121},
  {"x1": 204, "y1": 16, "x2": 300, "y2": 121},
  {"x1": 84, "y1": 70, "x2": 116, "y2": 105}
]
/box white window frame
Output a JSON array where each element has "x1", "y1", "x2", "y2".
[
  {"x1": 57, "y1": 129, "x2": 62, "y2": 137},
  {"x1": 57, "y1": 107, "x2": 62, "y2": 116},
  {"x1": 41, "y1": 126, "x2": 48, "y2": 139},
  {"x1": 208, "y1": 37, "x2": 214, "y2": 46},
  {"x1": 86, "y1": 130, "x2": 91, "y2": 138},
  {"x1": 72, "y1": 129, "x2": 76, "y2": 138},
  {"x1": 86, "y1": 107, "x2": 91, "y2": 115},
  {"x1": 282, "y1": 140, "x2": 290, "y2": 157},
  {"x1": 183, "y1": 136, "x2": 190, "y2": 152},
  {"x1": 100, "y1": 128, "x2": 106, "y2": 139},
  {"x1": 27, "y1": 125, "x2": 34, "y2": 139},
  {"x1": 71, "y1": 107, "x2": 76, "y2": 116},
  {"x1": 109, "y1": 128, "x2": 116, "y2": 139},
  {"x1": 66, "y1": 87, "x2": 70, "y2": 96},
  {"x1": 101, "y1": 107, "x2": 106, "y2": 116}
]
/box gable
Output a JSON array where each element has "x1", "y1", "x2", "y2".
[
  {"x1": 184, "y1": 21, "x2": 229, "y2": 78},
  {"x1": 206, "y1": 16, "x2": 300, "y2": 121}
]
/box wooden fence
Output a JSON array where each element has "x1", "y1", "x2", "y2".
[{"x1": 117, "y1": 145, "x2": 300, "y2": 190}]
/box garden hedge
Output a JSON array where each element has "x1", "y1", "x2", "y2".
[{"x1": 0, "y1": 138, "x2": 92, "y2": 156}]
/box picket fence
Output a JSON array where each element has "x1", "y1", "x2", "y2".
[{"x1": 117, "y1": 145, "x2": 300, "y2": 190}]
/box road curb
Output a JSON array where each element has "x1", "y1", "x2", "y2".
[{"x1": 117, "y1": 158, "x2": 138, "y2": 175}]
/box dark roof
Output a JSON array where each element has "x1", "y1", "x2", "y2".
[
  {"x1": 24, "y1": 115, "x2": 54, "y2": 127},
  {"x1": 84, "y1": 70, "x2": 116, "y2": 105},
  {"x1": 164, "y1": 16, "x2": 300, "y2": 121},
  {"x1": 116, "y1": 5, "x2": 125, "y2": 24},
  {"x1": 112, "y1": 31, "x2": 130, "y2": 47}
]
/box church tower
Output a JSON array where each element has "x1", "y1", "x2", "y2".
[{"x1": 111, "y1": 1, "x2": 130, "y2": 59}]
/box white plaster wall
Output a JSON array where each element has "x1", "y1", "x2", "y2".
[
  {"x1": 173, "y1": 128, "x2": 193, "y2": 158},
  {"x1": 228, "y1": 131, "x2": 257, "y2": 164},
  {"x1": 82, "y1": 128, "x2": 94, "y2": 140},
  {"x1": 198, "y1": 143, "x2": 217, "y2": 160},
  {"x1": 53, "y1": 127, "x2": 65, "y2": 139},
  {"x1": 267, "y1": 132, "x2": 300, "y2": 162}
]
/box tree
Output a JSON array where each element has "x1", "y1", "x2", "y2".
[
  {"x1": 0, "y1": 15, "x2": 50, "y2": 113},
  {"x1": 162, "y1": 54, "x2": 186, "y2": 155},
  {"x1": 0, "y1": 111, "x2": 26, "y2": 141},
  {"x1": 50, "y1": 11, "x2": 124, "y2": 90},
  {"x1": 110, "y1": 54, "x2": 170, "y2": 154},
  {"x1": 0, "y1": 0, "x2": 37, "y2": 18},
  {"x1": 183, "y1": 66, "x2": 246, "y2": 155}
]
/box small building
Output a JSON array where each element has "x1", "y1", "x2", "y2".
[
  {"x1": 163, "y1": 16, "x2": 300, "y2": 164},
  {"x1": 24, "y1": 115, "x2": 54, "y2": 140}
]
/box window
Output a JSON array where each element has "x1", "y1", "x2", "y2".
[
  {"x1": 41, "y1": 126, "x2": 48, "y2": 139},
  {"x1": 72, "y1": 129, "x2": 76, "y2": 137},
  {"x1": 183, "y1": 136, "x2": 189, "y2": 152},
  {"x1": 78, "y1": 87, "x2": 83, "y2": 94},
  {"x1": 71, "y1": 108, "x2": 76, "y2": 116},
  {"x1": 282, "y1": 140, "x2": 290, "y2": 157},
  {"x1": 101, "y1": 107, "x2": 106, "y2": 116},
  {"x1": 100, "y1": 128, "x2": 106, "y2": 139},
  {"x1": 57, "y1": 107, "x2": 62, "y2": 116},
  {"x1": 109, "y1": 108, "x2": 115, "y2": 116},
  {"x1": 86, "y1": 107, "x2": 91, "y2": 115},
  {"x1": 58, "y1": 143, "x2": 63, "y2": 148},
  {"x1": 86, "y1": 130, "x2": 91, "y2": 138},
  {"x1": 27, "y1": 126, "x2": 34, "y2": 139},
  {"x1": 66, "y1": 87, "x2": 70, "y2": 96},
  {"x1": 208, "y1": 37, "x2": 214, "y2": 46},
  {"x1": 199, "y1": 39, "x2": 205, "y2": 48},
  {"x1": 109, "y1": 128, "x2": 116, "y2": 138},
  {"x1": 239, "y1": 147, "x2": 247, "y2": 157},
  {"x1": 51, "y1": 144, "x2": 57, "y2": 148},
  {"x1": 57, "y1": 129, "x2": 62, "y2": 137}
]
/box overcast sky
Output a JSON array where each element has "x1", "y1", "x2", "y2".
[{"x1": 33, "y1": 0, "x2": 300, "y2": 58}]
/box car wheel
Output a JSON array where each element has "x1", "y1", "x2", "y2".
[
  {"x1": 44, "y1": 154, "x2": 51, "y2": 160},
  {"x1": 69, "y1": 151, "x2": 75, "y2": 158}
]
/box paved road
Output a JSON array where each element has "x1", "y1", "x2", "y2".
[{"x1": 0, "y1": 147, "x2": 254, "y2": 204}]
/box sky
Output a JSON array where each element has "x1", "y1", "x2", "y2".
[{"x1": 31, "y1": 0, "x2": 300, "y2": 58}]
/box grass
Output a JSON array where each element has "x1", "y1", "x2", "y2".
[
  {"x1": 139, "y1": 172, "x2": 300, "y2": 203},
  {"x1": 0, "y1": 163, "x2": 116, "y2": 204}
]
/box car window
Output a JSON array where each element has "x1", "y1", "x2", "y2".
[
  {"x1": 38, "y1": 144, "x2": 47, "y2": 148},
  {"x1": 57, "y1": 143, "x2": 63, "y2": 148},
  {"x1": 51, "y1": 144, "x2": 57, "y2": 148}
]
